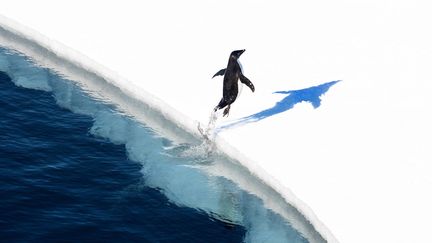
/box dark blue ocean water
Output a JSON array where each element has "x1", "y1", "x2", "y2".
[{"x1": 0, "y1": 71, "x2": 246, "y2": 242}]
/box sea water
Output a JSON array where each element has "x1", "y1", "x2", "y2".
[{"x1": 0, "y1": 47, "x2": 312, "y2": 243}]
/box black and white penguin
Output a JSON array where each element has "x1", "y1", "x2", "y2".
[{"x1": 212, "y1": 49, "x2": 255, "y2": 117}]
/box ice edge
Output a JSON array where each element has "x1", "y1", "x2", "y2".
[{"x1": 0, "y1": 14, "x2": 338, "y2": 243}]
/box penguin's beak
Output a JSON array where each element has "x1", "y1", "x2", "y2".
[{"x1": 240, "y1": 49, "x2": 246, "y2": 55}]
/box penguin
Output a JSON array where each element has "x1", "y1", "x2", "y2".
[{"x1": 212, "y1": 49, "x2": 255, "y2": 117}]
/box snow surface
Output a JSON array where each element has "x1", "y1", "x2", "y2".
[{"x1": 1, "y1": 1, "x2": 432, "y2": 242}]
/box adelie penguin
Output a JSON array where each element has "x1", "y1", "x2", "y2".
[{"x1": 213, "y1": 49, "x2": 255, "y2": 117}]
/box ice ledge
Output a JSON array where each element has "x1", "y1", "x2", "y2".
[{"x1": 0, "y1": 14, "x2": 338, "y2": 243}]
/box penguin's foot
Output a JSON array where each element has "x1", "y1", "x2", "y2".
[{"x1": 223, "y1": 106, "x2": 230, "y2": 117}]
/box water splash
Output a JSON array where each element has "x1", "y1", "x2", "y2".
[{"x1": 197, "y1": 110, "x2": 219, "y2": 152}]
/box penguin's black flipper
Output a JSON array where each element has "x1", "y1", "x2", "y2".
[
  {"x1": 212, "y1": 68, "x2": 226, "y2": 78},
  {"x1": 240, "y1": 73, "x2": 255, "y2": 92}
]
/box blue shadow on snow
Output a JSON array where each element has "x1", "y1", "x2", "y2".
[{"x1": 217, "y1": 80, "x2": 341, "y2": 132}]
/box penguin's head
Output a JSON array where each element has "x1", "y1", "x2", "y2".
[{"x1": 230, "y1": 49, "x2": 245, "y2": 59}]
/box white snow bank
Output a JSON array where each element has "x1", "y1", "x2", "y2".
[{"x1": 2, "y1": 1, "x2": 432, "y2": 242}]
